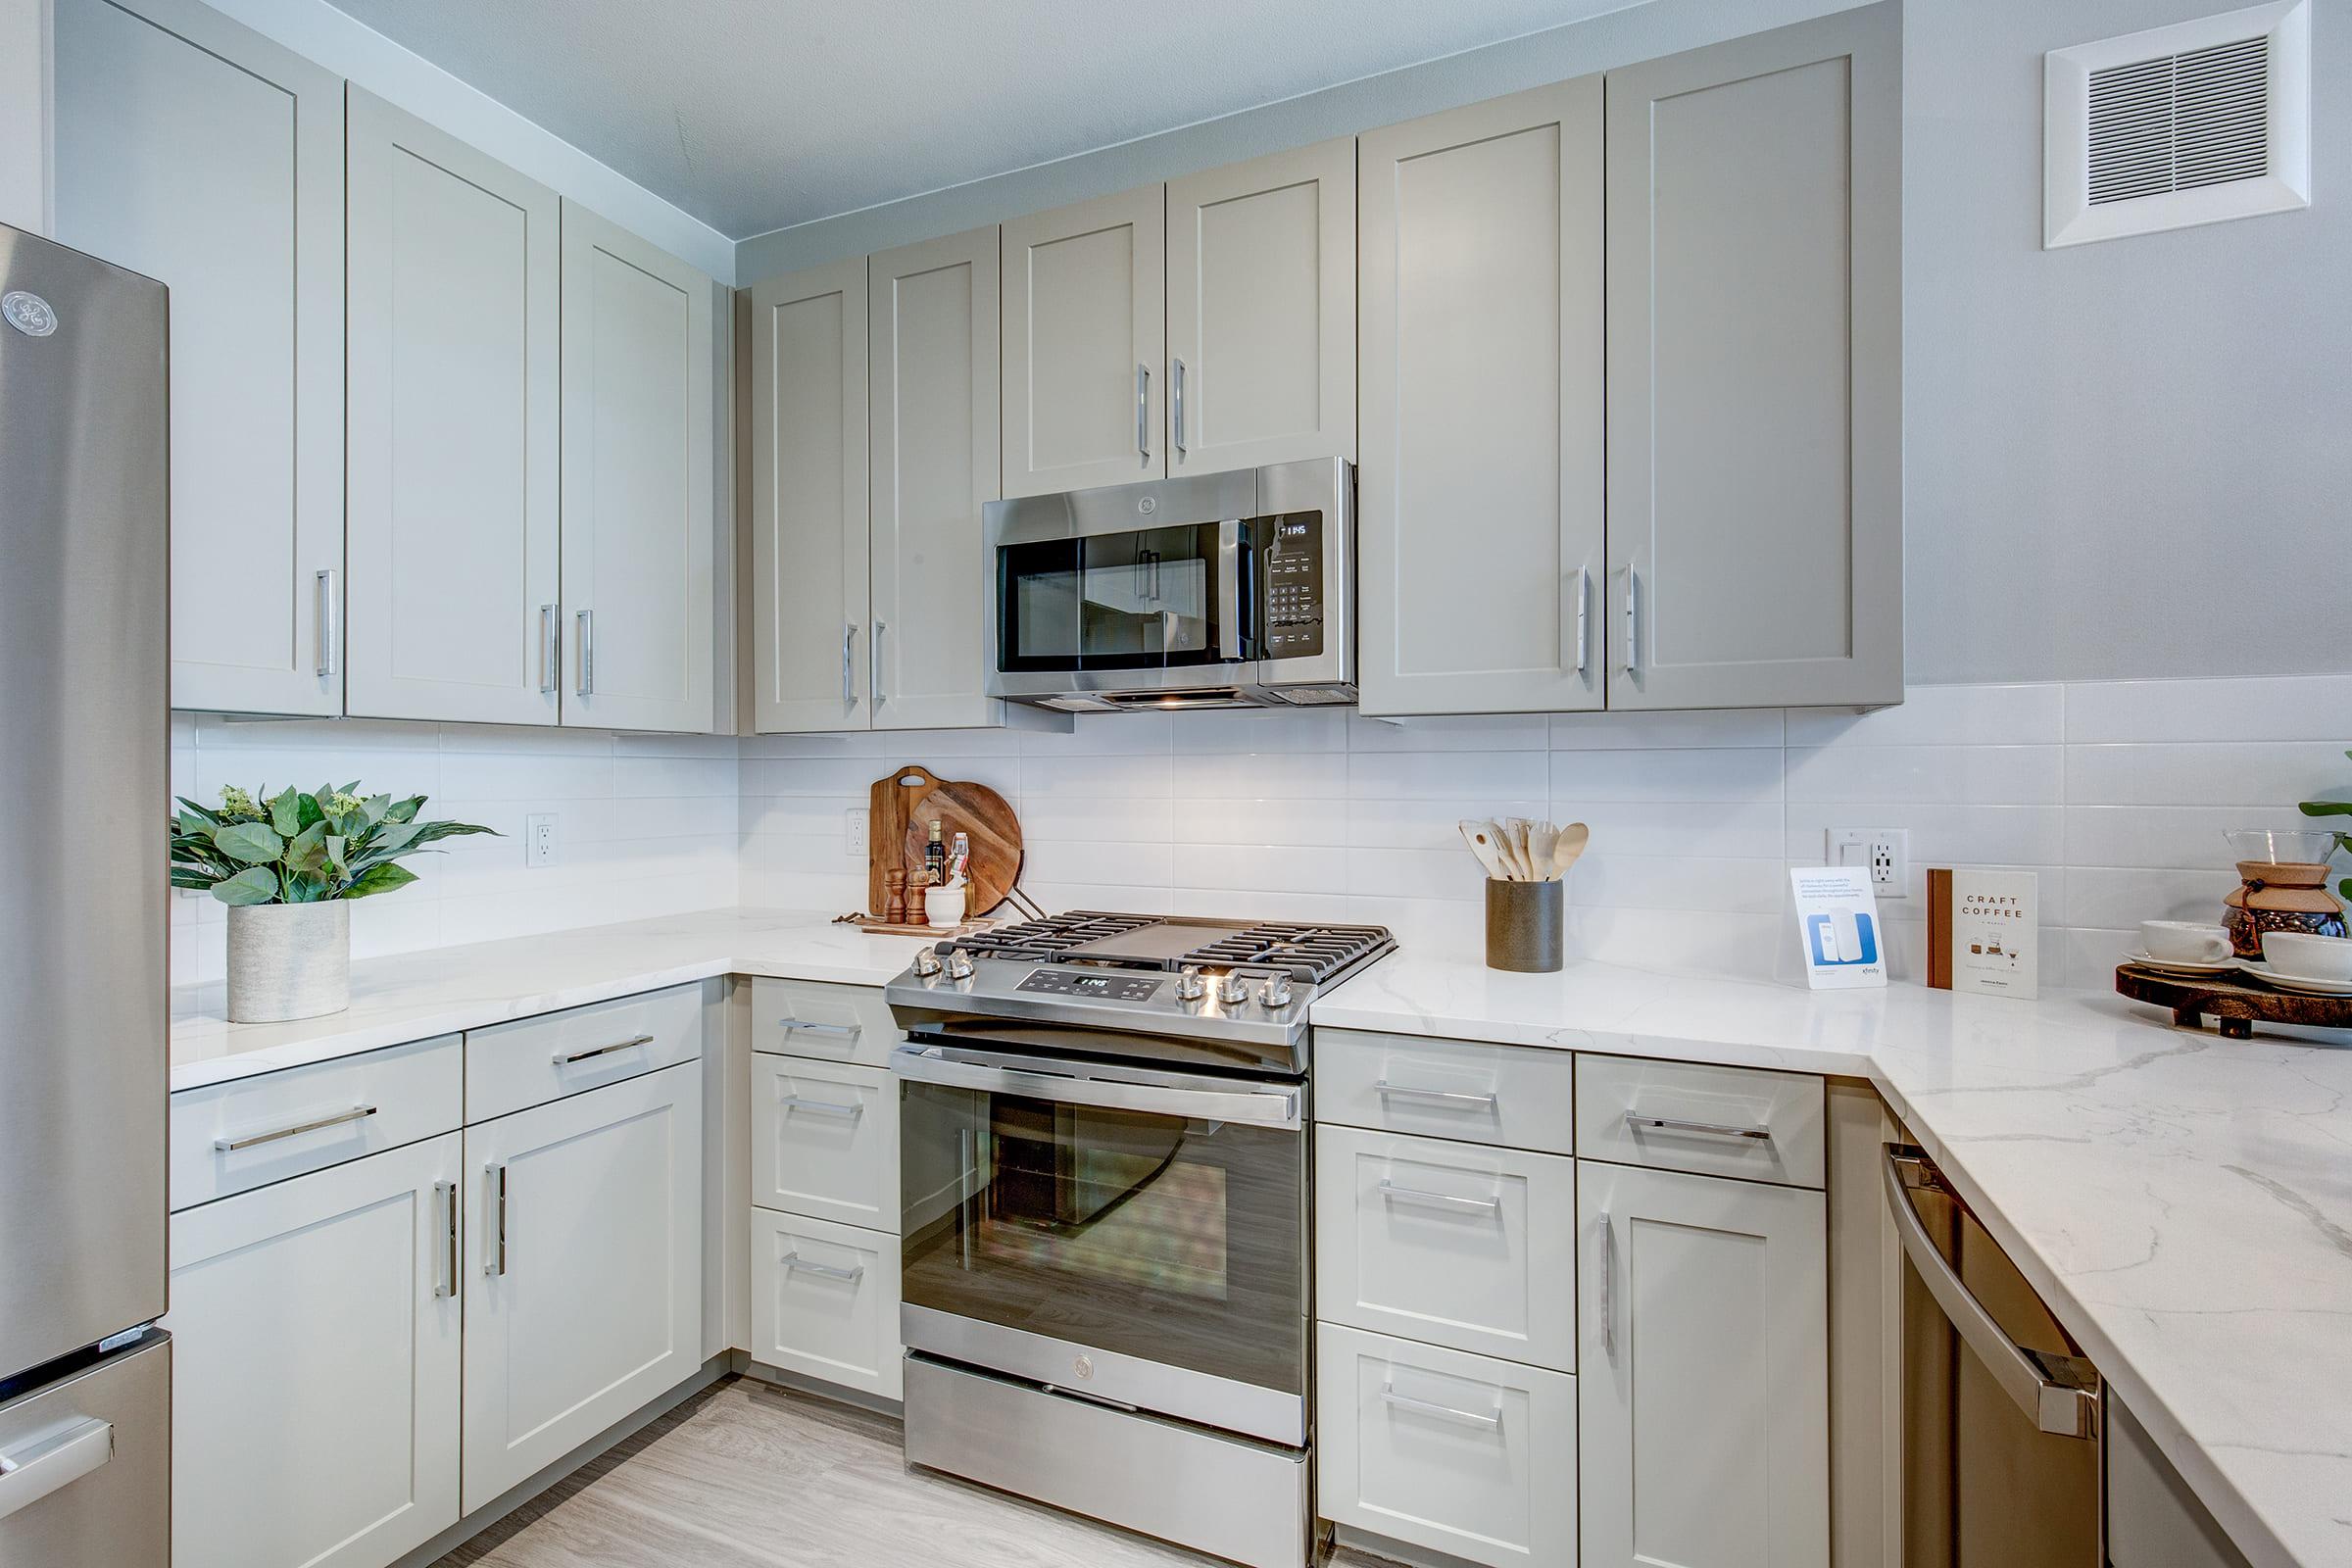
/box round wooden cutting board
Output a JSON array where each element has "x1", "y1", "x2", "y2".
[{"x1": 899, "y1": 776, "x2": 1023, "y2": 915}]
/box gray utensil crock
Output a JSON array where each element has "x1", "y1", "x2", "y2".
[{"x1": 1486, "y1": 879, "x2": 1563, "y2": 972}]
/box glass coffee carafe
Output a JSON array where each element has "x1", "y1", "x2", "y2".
[{"x1": 2222, "y1": 830, "x2": 2346, "y2": 958}]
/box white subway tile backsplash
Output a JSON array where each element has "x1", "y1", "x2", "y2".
[
  {"x1": 1784, "y1": 682, "x2": 2062, "y2": 749},
  {"x1": 2063, "y1": 742, "x2": 2352, "y2": 808},
  {"x1": 1552, "y1": 747, "x2": 1784, "y2": 804},
  {"x1": 1550, "y1": 709, "x2": 1785, "y2": 750},
  {"x1": 1785, "y1": 744, "x2": 2062, "y2": 806},
  {"x1": 2066, "y1": 673, "x2": 2352, "y2": 745},
  {"x1": 1351, "y1": 751, "x2": 1551, "y2": 801}
]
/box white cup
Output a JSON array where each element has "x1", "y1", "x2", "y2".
[
  {"x1": 2258, "y1": 930, "x2": 2352, "y2": 982},
  {"x1": 2139, "y1": 920, "x2": 2230, "y2": 963},
  {"x1": 924, "y1": 883, "x2": 967, "y2": 929}
]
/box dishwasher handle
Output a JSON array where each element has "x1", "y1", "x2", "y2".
[{"x1": 1884, "y1": 1145, "x2": 2101, "y2": 1440}]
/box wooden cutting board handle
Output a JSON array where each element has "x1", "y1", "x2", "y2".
[{"x1": 868, "y1": 764, "x2": 943, "y2": 917}]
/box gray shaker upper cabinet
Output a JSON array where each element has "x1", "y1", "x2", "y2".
[
  {"x1": 1000, "y1": 185, "x2": 1166, "y2": 498},
  {"x1": 1357, "y1": 79, "x2": 1607, "y2": 717},
  {"x1": 868, "y1": 227, "x2": 1004, "y2": 732},
  {"x1": 53, "y1": 0, "x2": 344, "y2": 716},
  {"x1": 345, "y1": 90, "x2": 563, "y2": 727},
  {"x1": 1605, "y1": 2, "x2": 1903, "y2": 710},
  {"x1": 749, "y1": 260, "x2": 870, "y2": 734},
  {"x1": 558, "y1": 202, "x2": 717, "y2": 733},
  {"x1": 1165, "y1": 138, "x2": 1356, "y2": 477}
]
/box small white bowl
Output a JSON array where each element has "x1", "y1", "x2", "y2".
[
  {"x1": 923, "y1": 884, "x2": 967, "y2": 928},
  {"x1": 2258, "y1": 930, "x2": 2352, "y2": 984}
]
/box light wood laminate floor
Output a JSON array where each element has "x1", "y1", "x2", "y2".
[{"x1": 435, "y1": 1376, "x2": 1385, "y2": 1568}]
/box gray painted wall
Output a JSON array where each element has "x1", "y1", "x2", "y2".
[{"x1": 739, "y1": 0, "x2": 2349, "y2": 687}]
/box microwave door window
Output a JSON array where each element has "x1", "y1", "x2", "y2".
[
  {"x1": 1079, "y1": 525, "x2": 1220, "y2": 668},
  {"x1": 999, "y1": 539, "x2": 1082, "y2": 671}
]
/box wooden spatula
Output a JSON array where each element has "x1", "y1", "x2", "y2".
[{"x1": 1459, "y1": 819, "x2": 1513, "y2": 881}]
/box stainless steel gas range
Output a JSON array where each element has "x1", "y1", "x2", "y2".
[{"x1": 884, "y1": 912, "x2": 1395, "y2": 1568}]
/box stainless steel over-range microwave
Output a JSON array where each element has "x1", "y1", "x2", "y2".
[{"x1": 984, "y1": 458, "x2": 1354, "y2": 712}]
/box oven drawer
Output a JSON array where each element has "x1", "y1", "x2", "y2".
[
  {"x1": 1577, "y1": 1054, "x2": 1826, "y2": 1188},
  {"x1": 751, "y1": 977, "x2": 898, "y2": 1066},
  {"x1": 747, "y1": 1209, "x2": 902, "y2": 1400},
  {"x1": 1316, "y1": 1322, "x2": 1577, "y2": 1568},
  {"x1": 1314, "y1": 1029, "x2": 1574, "y2": 1154},
  {"x1": 465, "y1": 984, "x2": 703, "y2": 1124},
  {"x1": 750, "y1": 1055, "x2": 898, "y2": 1231},
  {"x1": 170, "y1": 1035, "x2": 462, "y2": 1211},
  {"x1": 1315, "y1": 1126, "x2": 1576, "y2": 1371}
]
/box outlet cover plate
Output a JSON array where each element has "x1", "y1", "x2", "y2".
[
  {"x1": 1828, "y1": 827, "x2": 1909, "y2": 899},
  {"x1": 525, "y1": 812, "x2": 558, "y2": 869}
]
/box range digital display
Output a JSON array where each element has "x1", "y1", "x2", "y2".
[{"x1": 1014, "y1": 968, "x2": 1165, "y2": 1002}]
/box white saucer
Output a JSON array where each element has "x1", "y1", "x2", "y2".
[
  {"x1": 2121, "y1": 949, "x2": 2238, "y2": 976},
  {"x1": 2235, "y1": 960, "x2": 2352, "y2": 997}
]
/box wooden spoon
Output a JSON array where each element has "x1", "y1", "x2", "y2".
[
  {"x1": 1459, "y1": 819, "x2": 1513, "y2": 881},
  {"x1": 1551, "y1": 821, "x2": 1591, "y2": 878}
]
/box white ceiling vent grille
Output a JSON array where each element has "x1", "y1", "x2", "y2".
[{"x1": 2046, "y1": 1, "x2": 2310, "y2": 248}]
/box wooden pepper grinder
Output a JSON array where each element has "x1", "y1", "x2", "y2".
[{"x1": 884, "y1": 867, "x2": 908, "y2": 925}]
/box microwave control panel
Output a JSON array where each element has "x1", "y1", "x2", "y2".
[
  {"x1": 1258, "y1": 513, "x2": 1324, "y2": 660},
  {"x1": 1015, "y1": 968, "x2": 1166, "y2": 1003}
]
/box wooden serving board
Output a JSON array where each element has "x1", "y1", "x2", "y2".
[
  {"x1": 900, "y1": 777, "x2": 1021, "y2": 916},
  {"x1": 867, "y1": 764, "x2": 944, "y2": 919},
  {"x1": 2115, "y1": 962, "x2": 2352, "y2": 1039}
]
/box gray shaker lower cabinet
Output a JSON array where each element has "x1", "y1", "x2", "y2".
[{"x1": 1604, "y1": 2, "x2": 1903, "y2": 710}]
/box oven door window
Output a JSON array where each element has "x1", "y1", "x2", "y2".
[
  {"x1": 901, "y1": 1078, "x2": 1304, "y2": 1395},
  {"x1": 997, "y1": 524, "x2": 1232, "y2": 673}
]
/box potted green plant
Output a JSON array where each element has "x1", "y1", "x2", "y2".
[{"x1": 171, "y1": 784, "x2": 497, "y2": 1022}]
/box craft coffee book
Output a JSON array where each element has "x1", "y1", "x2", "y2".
[{"x1": 1928, "y1": 868, "x2": 2039, "y2": 998}]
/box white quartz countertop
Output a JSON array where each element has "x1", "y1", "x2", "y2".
[
  {"x1": 1318, "y1": 955, "x2": 2352, "y2": 1568},
  {"x1": 170, "y1": 908, "x2": 935, "y2": 1090},
  {"x1": 169, "y1": 912, "x2": 2352, "y2": 1568}
]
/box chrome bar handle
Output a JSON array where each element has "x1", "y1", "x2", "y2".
[
  {"x1": 314, "y1": 569, "x2": 338, "y2": 677},
  {"x1": 1599, "y1": 1207, "x2": 1616, "y2": 1360},
  {"x1": 539, "y1": 604, "x2": 559, "y2": 694},
  {"x1": 1378, "y1": 1179, "x2": 1502, "y2": 1214},
  {"x1": 574, "y1": 609, "x2": 593, "y2": 697},
  {"x1": 1172, "y1": 358, "x2": 1186, "y2": 460},
  {"x1": 485, "y1": 1163, "x2": 509, "y2": 1277},
  {"x1": 871, "y1": 619, "x2": 886, "y2": 707},
  {"x1": 1136, "y1": 363, "x2": 1151, "y2": 465},
  {"x1": 1574, "y1": 566, "x2": 1590, "y2": 677},
  {"x1": 779, "y1": 1095, "x2": 865, "y2": 1118},
  {"x1": 215, "y1": 1103, "x2": 376, "y2": 1152},
  {"x1": 0, "y1": 1417, "x2": 114, "y2": 1520},
  {"x1": 433, "y1": 1181, "x2": 459, "y2": 1299},
  {"x1": 1624, "y1": 567, "x2": 1641, "y2": 676},
  {"x1": 893, "y1": 1044, "x2": 1300, "y2": 1129},
  {"x1": 1374, "y1": 1081, "x2": 1498, "y2": 1112},
  {"x1": 1381, "y1": 1386, "x2": 1501, "y2": 1431},
  {"x1": 777, "y1": 1017, "x2": 861, "y2": 1038},
  {"x1": 1624, "y1": 1110, "x2": 1772, "y2": 1143},
  {"x1": 552, "y1": 1032, "x2": 654, "y2": 1066},
  {"x1": 780, "y1": 1251, "x2": 864, "y2": 1285},
  {"x1": 1885, "y1": 1146, "x2": 2101, "y2": 1439}
]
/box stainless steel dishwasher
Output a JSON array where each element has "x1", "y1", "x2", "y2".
[{"x1": 1885, "y1": 1144, "x2": 2251, "y2": 1568}]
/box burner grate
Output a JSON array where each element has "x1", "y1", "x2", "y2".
[
  {"x1": 1181, "y1": 922, "x2": 1396, "y2": 984},
  {"x1": 957, "y1": 910, "x2": 1158, "y2": 958}
]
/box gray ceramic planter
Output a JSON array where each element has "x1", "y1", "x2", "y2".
[{"x1": 225, "y1": 902, "x2": 352, "y2": 1022}]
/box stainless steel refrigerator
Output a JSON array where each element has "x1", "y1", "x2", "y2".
[{"x1": 0, "y1": 221, "x2": 172, "y2": 1563}]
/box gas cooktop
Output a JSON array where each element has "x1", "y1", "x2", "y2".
[{"x1": 883, "y1": 910, "x2": 1396, "y2": 1075}]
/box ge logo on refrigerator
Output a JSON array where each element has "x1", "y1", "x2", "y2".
[{"x1": 2, "y1": 290, "x2": 58, "y2": 337}]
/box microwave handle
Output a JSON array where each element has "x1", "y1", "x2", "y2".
[
  {"x1": 1217, "y1": 518, "x2": 1246, "y2": 662},
  {"x1": 1883, "y1": 1146, "x2": 2100, "y2": 1440},
  {"x1": 892, "y1": 1044, "x2": 1299, "y2": 1128}
]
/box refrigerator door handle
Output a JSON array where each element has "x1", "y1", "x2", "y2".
[
  {"x1": 1885, "y1": 1145, "x2": 2100, "y2": 1439},
  {"x1": 0, "y1": 1416, "x2": 114, "y2": 1520}
]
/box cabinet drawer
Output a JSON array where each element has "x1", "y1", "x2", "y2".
[
  {"x1": 751, "y1": 977, "x2": 897, "y2": 1066},
  {"x1": 170, "y1": 1036, "x2": 462, "y2": 1211},
  {"x1": 1576, "y1": 1054, "x2": 1825, "y2": 1188},
  {"x1": 465, "y1": 984, "x2": 702, "y2": 1124},
  {"x1": 748, "y1": 1209, "x2": 903, "y2": 1400},
  {"x1": 1317, "y1": 1127, "x2": 1575, "y2": 1371},
  {"x1": 1316, "y1": 1323, "x2": 1576, "y2": 1568},
  {"x1": 1315, "y1": 1029, "x2": 1575, "y2": 1154},
  {"x1": 750, "y1": 1056, "x2": 899, "y2": 1231}
]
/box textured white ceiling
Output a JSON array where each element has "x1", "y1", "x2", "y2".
[{"x1": 319, "y1": 0, "x2": 1644, "y2": 239}]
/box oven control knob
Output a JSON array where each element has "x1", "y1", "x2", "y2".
[
  {"x1": 1255, "y1": 973, "x2": 1295, "y2": 1010},
  {"x1": 911, "y1": 949, "x2": 943, "y2": 979},
  {"x1": 1174, "y1": 964, "x2": 1206, "y2": 1002},
  {"x1": 1216, "y1": 970, "x2": 1252, "y2": 1006},
  {"x1": 945, "y1": 948, "x2": 975, "y2": 982}
]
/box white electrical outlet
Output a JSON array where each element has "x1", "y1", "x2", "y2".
[
  {"x1": 845, "y1": 808, "x2": 868, "y2": 858},
  {"x1": 1827, "y1": 827, "x2": 1909, "y2": 898},
  {"x1": 524, "y1": 812, "x2": 559, "y2": 869}
]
